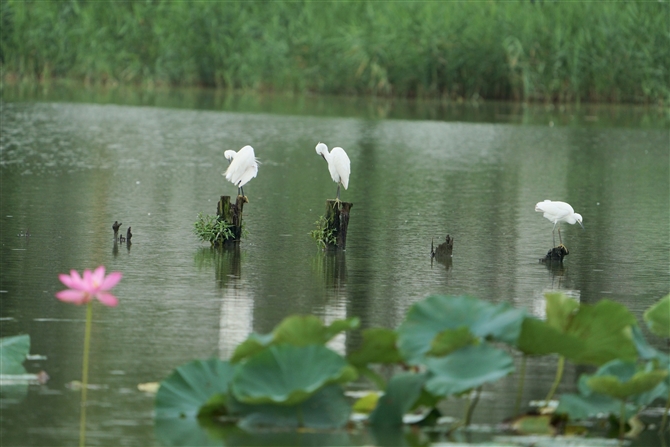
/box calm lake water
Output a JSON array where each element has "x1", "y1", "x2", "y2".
[{"x1": 1, "y1": 85, "x2": 668, "y2": 446}]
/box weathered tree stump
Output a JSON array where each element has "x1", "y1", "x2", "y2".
[
  {"x1": 112, "y1": 221, "x2": 122, "y2": 239},
  {"x1": 540, "y1": 244, "x2": 569, "y2": 263},
  {"x1": 324, "y1": 200, "x2": 353, "y2": 250},
  {"x1": 217, "y1": 195, "x2": 247, "y2": 243}
]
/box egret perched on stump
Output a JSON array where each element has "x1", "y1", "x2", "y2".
[
  {"x1": 535, "y1": 200, "x2": 584, "y2": 246},
  {"x1": 223, "y1": 145, "x2": 259, "y2": 198},
  {"x1": 315, "y1": 142, "x2": 350, "y2": 203}
]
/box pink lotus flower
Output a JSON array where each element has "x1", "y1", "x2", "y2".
[{"x1": 56, "y1": 266, "x2": 122, "y2": 307}]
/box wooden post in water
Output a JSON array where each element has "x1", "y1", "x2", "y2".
[
  {"x1": 325, "y1": 200, "x2": 353, "y2": 250},
  {"x1": 217, "y1": 195, "x2": 247, "y2": 243}
]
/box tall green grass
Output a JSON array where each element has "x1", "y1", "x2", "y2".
[{"x1": 2, "y1": 1, "x2": 668, "y2": 103}]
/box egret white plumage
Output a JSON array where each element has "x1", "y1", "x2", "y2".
[
  {"x1": 315, "y1": 142, "x2": 350, "y2": 201},
  {"x1": 535, "y1": 200, "x2": 584, "y2": 246},
  {"x1": 223, "y1": 145, "x2": 259, "y2": 197}
]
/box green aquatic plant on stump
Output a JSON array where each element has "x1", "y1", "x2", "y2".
[
  {"x1": 310, "y1": 200, "x2": 353, "y2": 250},
  {"x1": 194, "y1": 213, "x2": 236, "y2": 246},
  {"x1": 310, "y1": 214, "x2": 337, "y2": 249},
  {"x1": 194, "y1": 195, "x2": 248, "y2": 246}
]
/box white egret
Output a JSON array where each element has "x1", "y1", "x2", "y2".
[
  {"x1": 535, "y1": 200, "x2": 584, "y2": 246},
  {"x1": 315, "y1": 142, "x2": 350, "y2": 201},
  {"x1": 223, "y1": 145, "x2": 259, "y2": 197}
]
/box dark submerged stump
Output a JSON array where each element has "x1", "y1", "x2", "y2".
[
  {"x1": 217, "y1": 195, "x2": 247, "y2": 244},
  {"x1": 431, "y1": 235, "x2": 454, "y2": 261},
  {"x1": 126, "y1": 227, "x2": 132, "y2": 244},
  {"x1": 325, "y1": 200, "x2": 353, "y2": 250},
  {"x1": 112, "y1": 221, "x2": 122, "y2": 239},
  {"x1": 540, "y1": 244, "x2": 569, "y2": 263}
]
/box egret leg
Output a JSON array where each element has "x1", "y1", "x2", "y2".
[
  {"x1": 334, "y1": 184, "x2": 342, "y2": 209},
  {"x1": 552, "y1": 222, "x2": 558, "y2": 247},
  {"x1": 239, "y1": 186, "x2": 245, "y2": 198},
  {"x1": 558, "y1": 225, "x2": 563, "y2": 245}
]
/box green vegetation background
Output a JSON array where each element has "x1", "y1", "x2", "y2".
[{"x1": 1, "y1": 1, "x2": 668, "y2": 103}]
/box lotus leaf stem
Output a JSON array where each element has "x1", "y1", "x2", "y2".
[
  {"x1": 463, "y1": 386, "x2": 482, "y2": 427},
  {"x1": 514, "y1": 356, "x2": 527, "y2": 416},
  {"x1": 296, "y1": 405, "x2": 304, "y2": 428},
  {"x1": 660, "y1": 390, "x2": 670, "y2": 434},
  {"x1": 619, "y1": 400, "x2": 626, "y2": 440},
  {"x1": 544, "y1": 355, "x2": 565, "y2": 404}
]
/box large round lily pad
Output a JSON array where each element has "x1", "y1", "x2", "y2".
[
  {"x1": 0, "y1": 334, "x2": 30, "y2": 375},
  {"x1": 644, "y1": 294, "x2": 670, "y2": 338},
  {"x1": 424, "y1": 344, "x2": 515, "y2": 396},
  {"x1": 397, "y1": 295, "x2": 525, "y2": 365},
  {"x1": 155, "y1": 357, "x2": 235, "y2": 419},
  {"x1": 231, "y1": 315, "x2": 359, "y2": 363},
  {"x1": 231, "y1": 344, "x2": 357, "y2": 405},
  {"x1": 518, "y1": 296, "x2": 638, "y2": 365}
]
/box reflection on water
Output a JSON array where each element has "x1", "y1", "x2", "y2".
[{"x1": 0, "y1": 89, "x2": 668, "y2": 446}]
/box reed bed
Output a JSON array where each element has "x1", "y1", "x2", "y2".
[{"x1": 2, "y1": 1, "x2": 667, "y2": 103}]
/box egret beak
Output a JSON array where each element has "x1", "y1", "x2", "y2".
[{"x1": 578, "y1": 221, "x2": 585, "y2": 230}]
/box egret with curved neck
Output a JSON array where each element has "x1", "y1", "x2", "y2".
[
  {"x1": 223, "y1": 145, "x2": 259, "y2": 198},
  {"x1": 315, "y1": 142, "x2": 350, "y2": 202},
  {"x1": 535, "y1": 200, "x2": 584, "y2": 246}
]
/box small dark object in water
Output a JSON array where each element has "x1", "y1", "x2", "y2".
[
  {"x1": 431, "y1": 235, "x2": 454, "y2": 260},
  {"x1": 540, "y1": 244, "x2": 569, "y2": 263},
  {"x1": 126, "y1": 227, "x2": 132, "y2": 243},
  {"x1": 119, "y1": 234, "x2": 126, "y2": 242},
  {"x1": 112, "y1": 221, "x2": 122, "y2": 238}
]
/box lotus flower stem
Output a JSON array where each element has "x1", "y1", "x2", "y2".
[
  {"x1": 514, "y1": 355, "x2": 527, "y2": 416},
  {"x1": 79, "y1": 301, "x2": 93, "y2": 447},
  {"x1": 544, "y1": 356, "x2": 565, "y2": 403}
]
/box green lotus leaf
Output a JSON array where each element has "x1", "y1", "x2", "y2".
[
  {"x1": 230, "y1": 333, "x2": 274, "y2": 363},
  {"x1": 352, "y1": 392, "x2": 380, "y2": 414},
  {"x1": 228, "y1": 384, "x2": 351, "y2": 429},
  {"x1": 544, "y1": 292, "x2": 580, "y2": 331},
  {"x1": 369, "y1": 372, "x2": 428, "y2": 427},
  {"x1": 154, "y1": 417, "x2": 224, "y2": 447},
  {"x1": 556, "y1": 393, "x2": 628, "y2": 420},
  {"x1": 230, "y1": 316, "x2": 358, "y2": 363},
  {"x1": 397, "y1": 295, "x2": 526, "y2": 364},
  {"x1": 644, "y1": 294, "x2": 670, "y2": 338},
  {"x1": 583, "y1": 360, "x2": 668, "y2": 400},
  {"x1": 518, "y1": 297, "x2": 638, "y2": 365},
  {"x1": 155, "y1": 358, "x2": 236, "y2": 419},
  {"x1": 424, "y1": 344, "x2": 514, "y2": 397},
  {"x1": 0, "y1": 335, "x2": 30, "y2": 375},
  {"x1": 510, "y1": 414, "x2": 555, "y2": 435},
  {"x1": 273, "y1": 315, "x2": 359, "y2": 345},
  {"x1": 631, "y1": 325, "x2": 663, "y2": 361},
  {"x1": 231, "y1": 344, "x2": 357, "y2": 406},
  {"x1": 429, "y1": 326, "x2": 478, "y2": 357},
  {"x1": 347, "y1": 327, "x2": 402, "y2": 367},
  {"x1": 219, "y1": 423, "x2": 352, "y2": 446}
]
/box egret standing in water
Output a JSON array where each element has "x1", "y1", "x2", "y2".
[
  {"x1": 535, "y1": 200, "x2": 584, "y2": 246},
  {"x1": 315, "y1": 142, "x2": 350, "y2": 202},
  {"x1": 223, "y1": 145, "x2": 259, "y2": 198}
]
